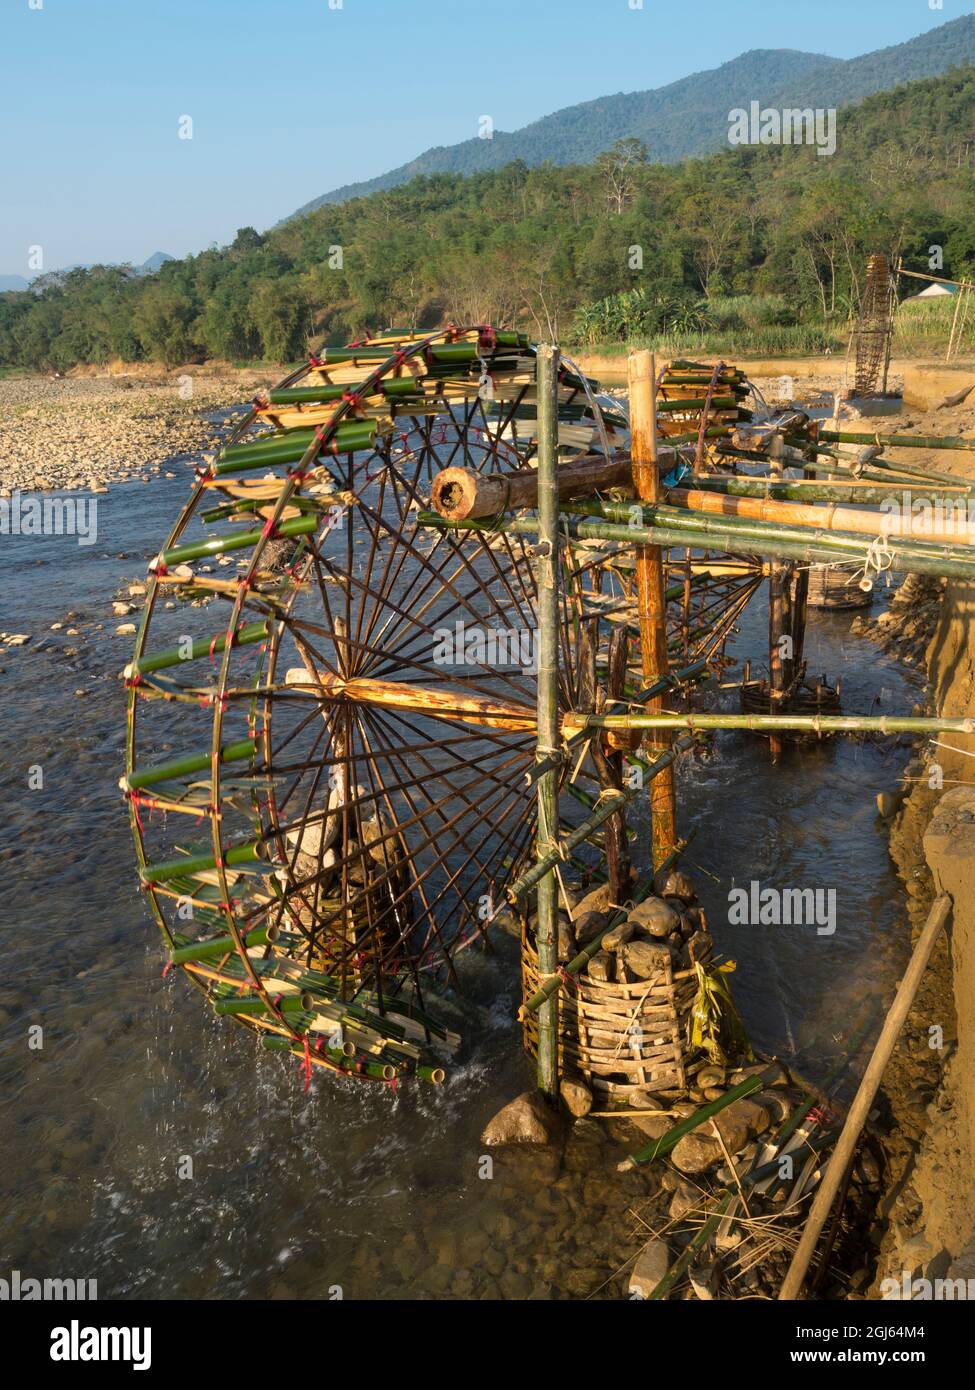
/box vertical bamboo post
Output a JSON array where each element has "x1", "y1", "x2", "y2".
[
  {"x1": 767, "y1": 561, "x2": 793, "y2": 762},
  {"x1": 534, "y1": 343, "x2": 561, "y2": 1101},
  {"x1": 629, "y1": 349, "x2": 677, "y2": 869}
]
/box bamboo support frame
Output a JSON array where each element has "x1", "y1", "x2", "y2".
[
  {"x1": 534, "y1": 344, "x2": 561, "y2": 1102},
  {"x1": 630, "y1": 350, "x2": 677, "y2": 869}
]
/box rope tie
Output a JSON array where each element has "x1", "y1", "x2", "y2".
[{"x1": 850, "y1": 534, "x2": 895, "y2": 592}]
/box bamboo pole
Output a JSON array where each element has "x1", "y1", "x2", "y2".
[
  {"x1": 508, "y1": 735, "x2": 697, "y2": 901},
  {"x1": 430, "y1": 451, "x2": 640, "y2": 522},
  {"x1": 534, "y1": 344, "x2": 561, "y2": 1102},
  {"x1": 668, "y1": 485, "x2": 975, "y2": 547},
  {"x1": 419, "y1": 508, "x2": 975, "y2": 582},
  {"x1": 562, "y1": 712, "x2": 975, "y2": 735},
  {"x1": 686, "y1": 477, "x2": 970, "y2": 505},
  {"x1": 819, "y1": 428, "x2": 975, "y2": 453},
  {"x1": 630, "y1": 349, "x2": 677, "y2": 869},
  {"x1": 779, "y1": 894, "x2": 952, "y2": 1300}
]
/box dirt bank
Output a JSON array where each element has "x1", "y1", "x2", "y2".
[{"x1": 849, "y1": 397, "x2": 975, "y2": 1293}]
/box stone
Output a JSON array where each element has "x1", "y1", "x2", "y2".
[
  {"x1": 557, "y1": 916, "x2": 577, "y2": 963},
  {"x1": 627, "y1": 896, "x2": 680, "y2": 939},
  {"x1": 696, "y1": 1065, "x2": 726, "y2": 1089},
  {"x1": 631, "y1": 1113, "x2": 673, "y2": 1140},
  {"x1": 710, "y1": 1097, "x2": 771, "y2": 1151},
  {"x1": 628, "y1": 1238, "x2": 670, "y2": 1299},
  {"x1": 730, "y1": 1061, "x2": 789, "y2": 1088},
  {"x1": 587, "y1": 951, "x2": 613, "y2": 982},
  {"x1": 623, "y1": 939, "x2": 673, "y2": 979},
  {"x1": 574, "y1": 884, "x2": 615, "y2": 918},
  {"x1": 112, "y1": 601, "x2": 134, "y2": 616},
  {"x1": 655, "y1": 867, "x2": 697, "y2": 902},
  {"x1": 481, "y1": 1091, "x2": 565, "y2": 1147},
  {"x1": 671, "y1": 1132, "x2": 723, "y2": 1175},
  {"x1": 573, "y1": 910, "x2": 609, "y2": 948},
  {"x1": 601, "y1": 920, "x2": 635, "y2": 952},
  {"x1": 560, "y1": 1077, "x2": 592, "y2": 1119},
  {"x1": 669, "y1": 1180, "x2": 702, "y2": 1221},
  {"x1": 689, "y1": 1260, "x2": 718, "y2": 1300}
]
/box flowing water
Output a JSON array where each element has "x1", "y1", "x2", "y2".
[{"x1": 0, "y1": 442, "x2": 923, "y2": 1300}]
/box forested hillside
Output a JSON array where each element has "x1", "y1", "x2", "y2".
[
  {"x1": 288, "y1": 14, "x2": 975, "y2": 216},
  {"x1": 4, "y1": 67, "x2": 975, "y2": 372}
]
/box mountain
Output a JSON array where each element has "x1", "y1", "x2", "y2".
[
  {"x1": 138, "y1": 251, "x2": 174, "y2": 274},
  {"x1": 285, "y1": 13, "x2": 975, "y2": 219},
  {"x1": 0, "y1": 252, "x2": 174, "y2": 293}
]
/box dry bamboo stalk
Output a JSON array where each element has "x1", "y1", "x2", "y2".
[
  {"x1": 779, "y1": 894, "x2": 952, "y2": 1300},
  {"x1": 284, "y1": 666, "x2": 536, "y2": 730},
  {"x1": 630, "y1": 349, "x2": 677, "y2": 869},
  {"x1": 669, "y1": 486, "x2": 975, "y2": 547}
]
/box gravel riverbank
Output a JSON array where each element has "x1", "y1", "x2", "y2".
[{"x1": 0, "y1": 369, "x2": 269, "y2": 495}]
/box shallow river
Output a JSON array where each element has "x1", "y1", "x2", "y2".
[{"x1": 0, "y1": 441, "x2": 921, "y2": 1299}]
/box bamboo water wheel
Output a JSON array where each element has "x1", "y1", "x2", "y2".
[{"x1": 122, "y1": 326, "x2": 637, "y2": 1086}]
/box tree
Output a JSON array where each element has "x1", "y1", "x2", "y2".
[{"x1": 595, "y1": 138, "x2": 648, "y2": 214}]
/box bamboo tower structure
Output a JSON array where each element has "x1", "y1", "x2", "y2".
[{"x1": 850, "y1": 253, "x2": 896, "y2": 396}]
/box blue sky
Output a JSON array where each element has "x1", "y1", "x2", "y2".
[{"x1": 0, "y1": 0, "x2": 965, "y2": 274}]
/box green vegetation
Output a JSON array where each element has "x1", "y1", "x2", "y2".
[{"x1": 5, "y1": 66, "x2": 975, "y2": 373}]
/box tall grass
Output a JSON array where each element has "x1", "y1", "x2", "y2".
[
  {"x1": 570, "y1": 323, "x2": 844, "y2": 358},
  {"x1": 894, "y1": 294, "x2": 975, "y2": 352}
]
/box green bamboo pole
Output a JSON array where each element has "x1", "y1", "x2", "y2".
[
  {"x1": 170, "y1": 923, "x2": 277, "y2": 965},
  {"x1": 566, "y1": 712, "x2": 975, "y2": 735},
  {"x1": 820, "y1": 428, "x2": 975, "y2": 452},
  {"x1": 267, "y1": 377, "x2": 421, "y2": 405},
  {"x1": 152, "y1": 514, "x2": 318, "y2": 570},
  {"x1": 141, "y1": 839, "x2": 265, "y2": 885},
  {"x1": 124, "y1": 737, "x2": 258, "y2": 791},
  {"x1": 684, "y1": 477, "x2": 970, "y2": 506},
  {"x1": 534, "y1": 343, "x2": 561, "y2": 1103},
  {"x1": 508, "y1": 735, "x2": 698, "y2": 902},
  {"x1": 217, "y1": 419, "x2": 376, "y2": 463},
  {"x1": 127, "y1": 621, "x2": 269, "y2": 677},
  {"x1": 418, "y1": 508, "x2": 975, "y2": 582}
]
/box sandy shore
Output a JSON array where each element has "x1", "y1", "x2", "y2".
[{"x1": 0, "y1": 369, "x2": 272, "y2": 495}]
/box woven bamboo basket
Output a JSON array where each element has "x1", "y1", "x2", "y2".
[
  {"x1": 521, "y1": 930, "x2": 714, "y2": 1097},
  {"x1": 806, "y1": 562, "x2": 874, "y2": 610}
]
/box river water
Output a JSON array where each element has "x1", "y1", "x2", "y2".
[{"x1": 0, "y1": 441, "x2": 922, "y2": 1300}]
